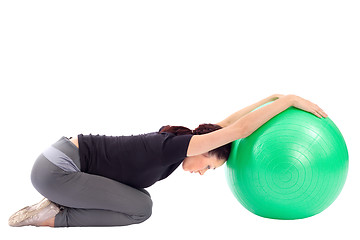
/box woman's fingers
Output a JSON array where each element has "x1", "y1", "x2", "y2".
[
  {"x1": 314, "y1": 104, "x2": 328, "y2": 118},
  {"x1": 313, "y1": 110, "x2": 323, "y2": 118},
  {"x1": 313, "y1": 105, "x2": 328, "y2": 118},
  {"x1": 320, "y1": 107, "x2": 328, "y2": 118}
]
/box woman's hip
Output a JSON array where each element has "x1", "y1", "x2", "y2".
[{"x1": 31, "y1": 136, "x2": 81, "y2": 198}]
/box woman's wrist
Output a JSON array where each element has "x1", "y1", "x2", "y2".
[{"x1": 284, "y1": 94, "x2": 297, "y2": 106}]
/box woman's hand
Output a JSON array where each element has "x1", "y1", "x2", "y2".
[{"x1": 289, "y1": 95, "x2": 328, "y2": 118}]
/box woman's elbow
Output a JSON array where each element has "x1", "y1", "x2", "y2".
[
  {"x1": 239, "y1": 125, "x2": 251, "y2": 139},
  {"x1": 228, "y1": 124, "x2": 249, "y2": 140}
]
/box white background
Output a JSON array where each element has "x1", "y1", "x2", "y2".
[{"x1": 1, "y1": 0, "x2": 359, "y2": 239}]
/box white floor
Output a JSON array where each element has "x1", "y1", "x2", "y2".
[{"x1": 1, "y1": 1, "x2": 359, "y2": 239}]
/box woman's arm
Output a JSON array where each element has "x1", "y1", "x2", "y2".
[
  {"x1": 216, "y1": 94, "x2": 284, "y2": 127},
  {"x1": 187, "y1": 94, "x2": 327, "y2": 157},
  {"x1": 187, "y1": 95, "x2": 293, "y2": 156}
]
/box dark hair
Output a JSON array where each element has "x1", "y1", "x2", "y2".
[{"x1": 159, "y1": 123, "x2": 232, "y2": 161}]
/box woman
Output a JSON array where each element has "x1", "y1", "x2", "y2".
[{"x1": 8, "y1": 94, "x2": 327, "y2": 227}]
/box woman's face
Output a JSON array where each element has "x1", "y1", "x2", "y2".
[{"x1": 182, "y1": 153, "x2": 226, "y2": 175}]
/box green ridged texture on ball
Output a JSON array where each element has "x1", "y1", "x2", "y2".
[{"x1": 225, "y1": 106, "x2": 349, "y2": 220}]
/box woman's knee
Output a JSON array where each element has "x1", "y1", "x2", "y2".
[
  {"x1": 132, "y1": 202, "x2": 152, "y2": 223},
  {"x1": 133, "y1": 195, "x2": 153, "y2": 223},
  {"x1": 143, "y1": 197, "x2": 153, "y2": 221}
]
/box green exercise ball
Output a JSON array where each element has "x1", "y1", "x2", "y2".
[{"x1": 225, "y1": 106, "x2": 349, "y2": 220}]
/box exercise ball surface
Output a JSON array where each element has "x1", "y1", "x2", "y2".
[{"x1": 225, "y1": 106, "x2": 348, "y2": 220}]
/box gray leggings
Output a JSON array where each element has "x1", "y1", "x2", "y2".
[{"x1": 31, "y1": 137, "x2": 152, "y2": 227}]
